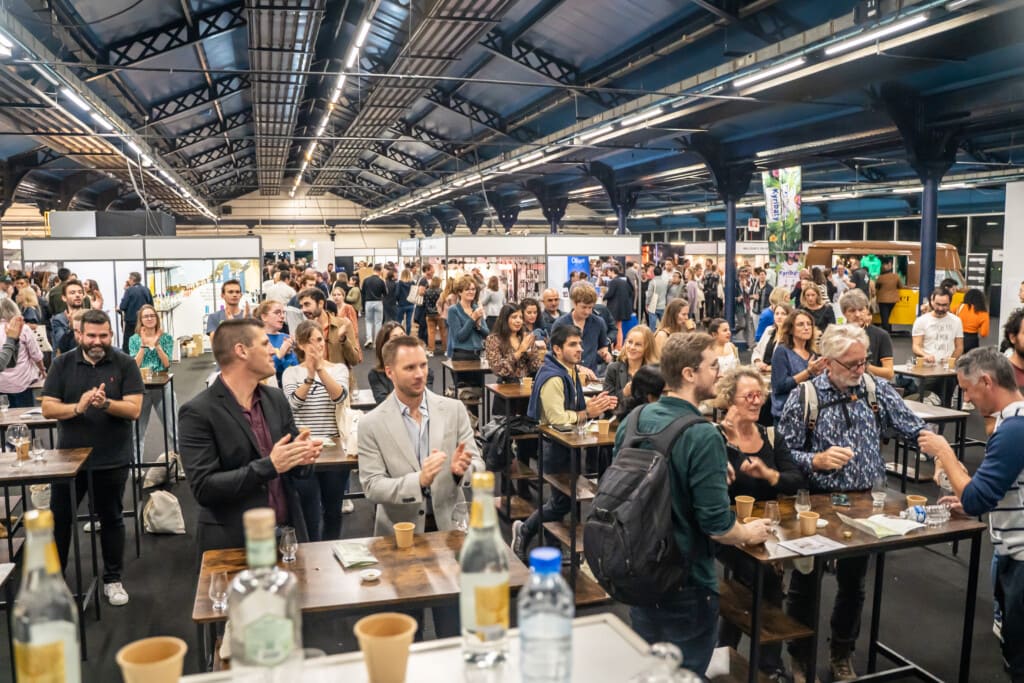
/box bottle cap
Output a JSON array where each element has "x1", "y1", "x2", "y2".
[
  {"x1": 472, "y1": 471, "x2": 494, "y2": 489},
  {"x1": 24, "y1": 509, "x2": 53, "y2": 532},
  {"x1": 243, "y1": 507, "x2": 276, "y2": 538},
  {"x1": 529, "y1": 547, "x2": 561, "y2": 574}
]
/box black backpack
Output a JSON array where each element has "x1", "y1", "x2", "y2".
[{"x1": 583, "y1": 406, "x2": 706, "y2": 606}]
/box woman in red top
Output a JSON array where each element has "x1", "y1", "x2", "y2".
[{"x1": 957, "y1": 288, "x2": 990, "y2": 352}]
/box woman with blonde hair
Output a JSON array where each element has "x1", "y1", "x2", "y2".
[
  {"x1": 603, "y1": 325, "x2": 657, "y2": 406},
  {"x1": 801, "y1": 284, "x2": 835, "y2": 332},
  {"x1": 653, "y1": 298, "x2": 695, "y2": 359}
]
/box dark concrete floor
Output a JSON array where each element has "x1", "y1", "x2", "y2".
[{"x1": 0, "y1": 328, "x2": 1009, "y2": 682}]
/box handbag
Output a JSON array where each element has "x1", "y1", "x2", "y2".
[
  {"x1": 143, "y1": 490, "x2": 186, "y2": 534},
  {"x1": 407, "y1": 282, "x2": 423, "y2": 306}
]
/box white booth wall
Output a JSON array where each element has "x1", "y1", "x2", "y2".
[{"x1": 1002, "y1": 181, "x2": 1024, "y2": 330}]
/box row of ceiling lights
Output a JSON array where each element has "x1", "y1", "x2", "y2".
[
  {"x1": 290, "y1": 0, "x2": 382, "y2": 198},
  {"x1": 364, "y1": 0, "x2": 987, "y2": 222},
  {"x1": 0, "y1": 26, "x2": 216, "y2": 219}
]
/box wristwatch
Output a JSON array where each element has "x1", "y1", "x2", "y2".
[
  {"x1": 303, "y1": 377, "x2": 316, "y2": 385},
  {"x1": 101, "y1": 399, "x2": 111, "y2": 411}
]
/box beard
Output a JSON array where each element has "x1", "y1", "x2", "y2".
[
  {"x1": 84, "y1": 342, "x2": 109, "y2": 361},
  {"x1": 303, "y1": 308, "x2": 321, "y2": 320}
]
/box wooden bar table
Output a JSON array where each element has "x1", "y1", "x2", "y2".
[
  {"x1": 893, "y1": 362, "x2": 960, "y2": 408},
  {"x1": 0, "y1": 448, "x2": 95, "y2": 658},
  {"x1": 736, "y1": 492, "x2": 986, "y2": 683},
  {"x1": 483, "y1": 382, "x2": 537, "y2": 521},
  {"x1": 349, "y1": 388, "x2": 376, "y2": 411},
  {"x1": 192, "y1": 529, "x2": 530, "y2": 670}
]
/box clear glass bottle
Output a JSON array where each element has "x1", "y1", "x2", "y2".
[
  {"x1": 12, "y1": 509, "x2": 81, "y2": 683},
  {"x1": 459, "y1": 471, "x2": 510, "y2": 667},
  {"x1": 518, "y1": 547, "x2": 574, "y2": 683},
  {"x1": 228, "y1": 507, "x2": 302, "y2": 682}
]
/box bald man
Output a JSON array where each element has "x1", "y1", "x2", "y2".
[{"x1": 540, "y1": 288, "x2": 563, "y2": 332}]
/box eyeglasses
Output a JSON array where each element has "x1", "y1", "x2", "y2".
[
  {"x1": 738, "y1": 392, "x2": 765, "y2": 404},
  {"x1": 833, "y1": 357, "x2": 868, "y2": 372}
]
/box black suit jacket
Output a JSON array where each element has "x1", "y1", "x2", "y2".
[
  {"x1": 178, "y1": 377, "x2": 310, "y2": 553},
  {"x1": 604, "y1": 276, "x2": 634, "y2": 322}
]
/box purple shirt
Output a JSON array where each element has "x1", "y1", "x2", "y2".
[{"x1": 239, "y1": 387, "x2": 288, "y2": 525}]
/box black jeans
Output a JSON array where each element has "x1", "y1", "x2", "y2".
[
  {"x1": 718, "y1": 549, "x2": 785, "y2": 673},
  {"x1": 521, "y1": 441, "x2": 571, "y2": 544},
  {"x1": 293, "y1": 469, "x2": 350, "y2": 542},
  {"x1": 51, "y1": 466, "x2": 129, "y2": 584},
  {"x1": 995, "y1": 555, "x2": 1024, "y2": 682},
  {"x1": 963, "y1": 332, "x2": 980, "y2": 353},
  {"x1": 878, "y1": 302, "x2": 895, "y2": 332},
  {"x1": 786, "y1": 555, "x2": 869, "y2": 659},
  {"x1": 630, "y1": 586, "x2": 720, "y2": 678}
]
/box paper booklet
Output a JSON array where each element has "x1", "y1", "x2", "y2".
[
  {"x1": 331, "y1": 542, "x2": 379, "y2": 569},
  {"x1": 836, "y1": 512, "x2": 924, "y2": 539},
  {"x1": 777, "y1": 535, "x2": 847, "y2": 555}
]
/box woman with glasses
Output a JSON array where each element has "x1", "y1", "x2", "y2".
[
  {"x1": 256, "y1": 300, "x2": 297, "y2": 387},
  {"x1": 282, "y1": 319, "x2": 349, "y2": 542},
  {"x1": 128, "y1": 304, "x2": 177, "y2": 457},
  {"x1": 446, "y1": 275, "x2": 489, "y2": 387},
  {"x1": 770, "y1": 309, "x2": 828, "y2": 421},
  {"x1": 714, "y1": 366, "x2": 807, "y2": 680}
]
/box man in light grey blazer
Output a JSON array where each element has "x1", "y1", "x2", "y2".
[{"x1": 358, "y1": 335, "x2": 483, "y2": 537}]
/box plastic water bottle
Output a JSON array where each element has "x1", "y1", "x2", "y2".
[
  {"x1": 629, "y1": 643, "x2": 702, "y2": 682},
  {"x1": 518, "y1": 547, "x2": 574, "y2": 683},
  {"x1": 900, "y1": 505, "x2": 928, "y2": 523}
]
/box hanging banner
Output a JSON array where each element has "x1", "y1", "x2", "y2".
[{"x1": 762, "y1": 167, "x2": 802, "y2": 259}]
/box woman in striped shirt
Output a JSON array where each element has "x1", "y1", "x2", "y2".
[{"x1": 282, "y1": 320, "x2": 349, "y2": 542}]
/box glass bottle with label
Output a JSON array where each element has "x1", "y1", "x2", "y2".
[
  {"x1": 13, "y1": 508, "x2": 82, "y2": 683},
  {"x1": 459, "y1": 471, "x2": 510, "y2": 667},
  {"x1": 228, "y1": 507, "x2": 302, "y2": 681}
]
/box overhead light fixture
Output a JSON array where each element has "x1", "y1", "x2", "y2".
[
  {"x1": 619, "y1": 107, "x2": 665, "y2": 128},
  {"x1": 755, "y1": 127, "x2": 898, "y2": 158},
  {"x1": 940, "y1": 182, "x2": 969, "y2": 190},
  {"x1": 733, "y1": 57, "x2": 808, "y2": 88},
  {"x1": 0, "y1": 33, "x2": 13, "y2": 50},
  {"x1": 60, "y1": 87, "x2": 89, "y2": 112},
  {"x1": 139, "y1": 154, "x2": 152, "y2": 167},
  {"x1": 31, "y1": 63, "x2": 59, "y2": 86},
  {"x1": 126, "y1": 140, "x2": 141, "y2": 156},
  {"x1": 316, "y1": 120, "x2": 327, "y2": 136},
  {"x1": 823, "y1": 14, "x2": 929, "y2": 56},
  {"x1": 305, "y1": 141, "x2": 316, "y2": 160},
  {"x1": 577, "y1": 125, "x2": 614, "y2": 143},
  {"x1": 497, "y1": 158, "x2": 521, "y2": 171},
  {"x1": 891, "y1": 186, "x2": 921, "y2": 194},
  {"x1": 345, "y1": 46, "x2": 359, "y2": 69},
  {"x1": 568, "y1": 185, "x2": 603, "y2": 196},
  {"x1": 90, "y1": 112, "x2": 114, "y2": 131},
  {"x1": 355, "y1": 20, "x2": 372, "y2": 48},
  {"x1": 947, "y1": 0, "x2": 982, "y2": 9},
  {"x1": 330, "y1": 88, "x2": 342, "y2": 104},
  {"x1": 518, "y1": 151, "x2": 544, "y2": 164}
]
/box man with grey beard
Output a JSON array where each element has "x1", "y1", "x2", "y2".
[{"x1": 42, "y1": 309, "x2": 143, "y2": 607}]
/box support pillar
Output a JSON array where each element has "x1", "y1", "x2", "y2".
[
  {"x1": 919, "y1": 176, "x2": 939, "y2": 298},
  {"x1": 587, "y1": 161, "x2": 638, "y2": 235},
  {"x1": 724, "y1": 197, "x2": 738, "y2": 327}
]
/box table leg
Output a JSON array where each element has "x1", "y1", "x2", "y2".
[
  {"x1": 86, "y1": 468, "x2": 100, "y2": 621},
  {"x1": 442, "y1": 366, "x2": 448, "y2": 396},
  {"x1": 747, "y1": 562, "x2": 764, "y2": 683},
  {"x1": 169, "y1": 376, "x2": 179, "y2": 458},
  {"x1": 160, "y1": 384, "x2": 172, "y2": 483},
  {"x1": 5, "y1": 571, "x2": 14, "y2": 680},
  {"x1": 958, "y1": 532, "x2": 981, "y2": 683},
  {"x1": 900, "y1": 438, "x2": 908, "y2": 494},
  {"x1": 956, "y1": 417, "x2": 965, "y2": 463},
  {"x1": 868, "y1": 552, "x2": 885, "y2": 672},
  {"x1": 68, "y1": 476, "x2": 87, "y2": 659},
  {"x1": 804, "y1": 557, "x2": 824, "y2": 682},
  {"x1": 501, "y1": 394, "x2": 511, "y2": 519},
  {"x1": 3, "y1": 485, "x2": 12, "y2": 566},
  {"x1": 130, "y1": 453, "x2": 141, "y2": 559},
  {"x1": 536, "y1": 434, "x2": 545, "y2": 544},
  {"x1": 569, "y1": 445, "x2": 579, "y2": 587}
]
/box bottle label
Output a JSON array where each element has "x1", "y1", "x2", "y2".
[
  {"x1": 474, "y1": 580, "x2": 509, "y2": 636},
  {"x1": 15, "y1": 622, "x2": 80, "y2": 683},
  {"x1": 246, "y1": 537, "x2": 276, "y2": 568},
  {"x1": 243, "y1": 614, "x2": 294, "y2": 666},
  {"x1": 470, "y1": 500, "x2": 485, "y2": 528}
]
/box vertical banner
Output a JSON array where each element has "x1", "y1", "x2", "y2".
[{"x1": 762, "y1": 167, "x2": 802, "y2": 260}]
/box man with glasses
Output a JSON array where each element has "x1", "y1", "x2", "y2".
[
  {"x1": 912, "y1": 287, "x2": 964, "y2": 405},
  {"x1": 777, "y1": 324, "x2": 924, "y2": 683}
]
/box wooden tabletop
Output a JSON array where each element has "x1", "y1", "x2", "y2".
[
  {"x1": 904, "y1": 399, "x2": 969, "y2": 422},
  {"x1": 486, "y1": 382, "x2": 533, "y2": 400},
  {"x1": 0, "y1": 448, "x2": 92, "y2": 484},
  {"x1": 143, "y1": 372, "x2": 174, "y2": 388},
  {"x1": 315, "y1": 444, "x2": 357, "y2": 469},
  {"x1": 442, "y1": 359, "x2": 488, "y2": 373},
  {"x1": 192, "y1": 530, "x2": 530, "y2": 623},
  {"x1": 349, "y1": 388, "x2": 376, "y2": 411},
  {"x1": 0, "y1": 407, "x2": 57, "y2": 428},
  {"x1": 735, "y1": 492, "x2": 986, "y2": 563},
  {"x1": 538, "y1": 424, "x2": 617, "y2": 448},
  {"x1": 894, "y1": 363, "x2": 956, "y2": 378}
]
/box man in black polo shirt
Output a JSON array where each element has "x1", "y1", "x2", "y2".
[{"x1": 42, "y1": 309, "x2": 143, "y2": 607}]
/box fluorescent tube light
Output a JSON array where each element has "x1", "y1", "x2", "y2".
[
  {"x1": 891, "y1": 186, "x2": 921, "y2": 194},
  {"x1": 90, "y1": 112, "x2": 114, "y2": 131},
  {"x1": 620, "y1": 108, "x2": 665, "y2": 128},
  {"x1": 824, "y1": 14, "x2": 929, "y2": 56},
  {"x1": 355, "y1": 20, "x2": 372, "y2": 48},
  {"x1": 335, "y1": 73, "x2": 346, "y2": 89},
  {"x1": 497, "y1": 159, "x2": 521, "y2": 171},
  {"x1": 345, "y1": 47, "x2": 359, "y2": 69},
  {"x1": 60, "y1": 87, "x2": 89, "y2": 112},
  {"x1": 939, "y1": 182, "x2": 969, "y2": 190},
  {"x1": 577, "y1": 125, "x2": 614, "y2": 143},
  {"x1": 31, "y1": 64, "x2": 59, "y2": 86},
  {"x1": 140, "y1": 154, "x2": 152, "y2": 167},
  {"x1": 0, "y1": 33, "x2": 13, "y2": 50},
  {"x1": 519, "y1": 151, "x2": 544, "y2": 164},
  {"x1": 316, "y1": 120, "x2": 327, "y2": 136},
  {"x1": 733, "y1": 57, "x2": 808, "y2": 88},
  {"x1": 126, "y1": 140, "x2": 141, "y2": 155},
  {"x1": 568, "y1": 185, "x2": 603, "y2": 196},
  {"x1": 330, "y1": 88, "x2": 342, "y2": 104}
]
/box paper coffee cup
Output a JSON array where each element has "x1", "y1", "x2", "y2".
[
  {"x1": 906, "y1": 494, "x2": 927, "y2": 508},
  {"x1": 116, "y1": 636, "x2": 187, "y2": 683},
  {"x1": 596, "y1": 419, "x2": 611, "y2": 435},
  {"x1": 355, "y1": 612, "x2": 418, "y2": 683},
  {"x1": 798, "y1": 511, "x2": 819, "y2": 536},
  {"x1": 735, "y1": 495, "x2": 755, "y2": 519},
  {"x1": 394, "y1": 522, "x2": 415, "y2": 549}
]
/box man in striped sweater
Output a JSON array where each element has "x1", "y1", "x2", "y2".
[{"x1": 919, "y1": 347, "x2": 1024, "y2": 683}]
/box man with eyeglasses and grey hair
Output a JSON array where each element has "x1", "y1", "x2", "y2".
[{"x1": 777, "y1": 323, "x2": 925, "y2": 683}]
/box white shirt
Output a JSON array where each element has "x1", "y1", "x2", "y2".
[
  {"x1": 911, "y1": 313, "x2": 963, "y2": 359},
  {"x1": 265, "y1": 281, "x2": 297, "y2": 305}
]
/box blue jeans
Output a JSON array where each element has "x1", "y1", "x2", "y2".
[
  {"x1": 365, "y1": 301, "x2": 383, "y2": 343},
  {"x1": 398, "y1": 304, "x2": 415, "y2": 333},
  {"x1": 629, "y1": 586, "x2": 719, "y2": 679},
  {"x1": 995, "y1": 555, "x2": 1024, "y2": 681},
  {"x1": 293, "y1": 469, "x2": 350, "y2": 542},
  {"x1": 4, "y1": 387, "x2": 35, "y2": 408}
]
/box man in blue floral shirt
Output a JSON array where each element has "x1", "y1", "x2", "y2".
[{"x1": 778, "y1": 324, "x2": 924, "y2": 682}]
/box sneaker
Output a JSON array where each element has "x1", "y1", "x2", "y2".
[
  {"x1": 829, "y1": 652, "x2": 857, "y2": 681},
  {"x1": 994, "y1": 616, "x2": 1004, "y2": 642},
  {"x1": 790, "y1": 660, "x2": 820, "y2": 683},
  {"x1": 104, "y1": 581, "x2": 129, "y2": 606},
  {"x1": 83, "y1": 520, "x2": 101, "y2": 533},
  {"x1": 341, "y1": 499, "x2": 354, "y2": 514},
  {"x1": 511, "y1": 520, "x2": 528, "y2": 564},
  {"x1": 364, "y1": 340, "x2": 373, "y2": 348}
]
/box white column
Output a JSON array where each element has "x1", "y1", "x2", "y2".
[{"x1": 1000, "y1": 181, "x2": 1024, "y2": 330}]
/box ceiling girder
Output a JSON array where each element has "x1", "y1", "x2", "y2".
[
  {"x1": 369, "y1": 142, "x2": 428, "y2": 171},
  {"x1": 149, "y1": 74, "x2": 250, "y2": 125},
  {"x1": 186, "y1": 139, "x2": 255, "y2": 169},
  {"x1": 424, "y1": 87, "x2": 533, "y2": 142},
  {"x1": 167, "y1": 110, "x2": 254, "y2": 154},
  {"x1": 356, "y1": 159, "x2": 405, "y2": 186},
  {"x1": 208, "y1": 170, "x2": 258, "y2": 196},
  {"x1": 389, "y1": 122, "x2": 460, "y2": 159},
  {"x1": 196, "y1": 157, "x2": 257, "y2": 187}
]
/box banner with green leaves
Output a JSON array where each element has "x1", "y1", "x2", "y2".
[{"x1": 762, "y1": 167, "x2": 802, "y2": 258}]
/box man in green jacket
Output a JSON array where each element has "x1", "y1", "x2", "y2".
[{"x1": 614, "y1": 332, "x2": 772, "y2": 677}]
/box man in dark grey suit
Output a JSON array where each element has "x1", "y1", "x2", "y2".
[{"x1": 179, "y1": 318, "x2": 322, "y2": 558}]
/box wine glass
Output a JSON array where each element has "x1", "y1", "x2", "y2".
[
  {"x1": 7, "y1": 424, "x2": 28, "y2": 468},
  {"x1": 30, "y1": 437, "x2": 44, "y2": 464},
  {"x1": 0, "y1": 395, "x2": 10, "y2": 414},
  {"x1": 451, "y1": 501, "x2": 469, "y2": 533},
  {"x1": 795, "y1": 489, "x2": 811, "y2": 516},
  {"x1": 764, "y1": 501, "x2": 782, "y2": 533},
  {"x1": 279, "y1": 526, "x2": 298, "y2": 562},
  {"x1": 208, "y1": 571, "x2": 229, "y2": 611},
  {"x1": 871, "y1": 474, "x2": 887, "y2": 508}
]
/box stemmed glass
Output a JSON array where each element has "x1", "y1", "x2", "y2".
[
  {"x1": 30, "y1": 437, "x2": 45, "y2": 465},
  {"x1": 7, "y1": 424, "x2": 28, "y2": 468},
  {"x1": 764, "y1": 501, "x2": 782, "y2": 533},
  {"x1": 0, "y1": 396, "x2": 10, "y2": 414},
  {"x1": 279, "y1": 526, "x2": 298, "y2": 562},
  {"x1": 208, "y1": 571, "x2": 229, "y2": 612},
  {"x1": 795, "y1": 489, "x2": 811, "y2": 516},
  {"x1": 451, "y1": 501, "x2": 470, "y2": 533}
]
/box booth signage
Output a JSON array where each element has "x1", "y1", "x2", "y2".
[
  {"x1": 567, "y1": 255, "x2": 590, "y2": 277},
  {"x1": 747, "y1": 218, "x2": 761, "y2": 231},
  {"x1": 762, "y1": 166, "x2": 802, "y2": 258}
]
